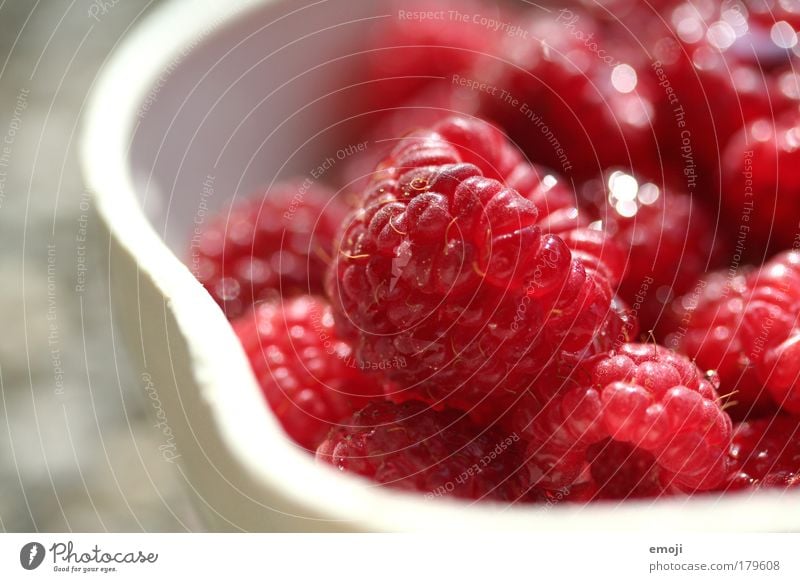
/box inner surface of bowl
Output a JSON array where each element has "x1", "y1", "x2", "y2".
[{"x1": 130, "y1": 0, "x2": 382, "y2": 253}]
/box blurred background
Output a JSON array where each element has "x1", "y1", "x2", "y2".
[{"x1": 0, "y1": 0, "x2": 197, "y2": 531}]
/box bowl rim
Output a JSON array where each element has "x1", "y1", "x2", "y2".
[{"x1": 79, "y1": 0, "x2": 800, "y2": 531}]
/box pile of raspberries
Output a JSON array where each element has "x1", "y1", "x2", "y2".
[{"x1": 189, "y1": 0, "x2": 800, "y2": 504}]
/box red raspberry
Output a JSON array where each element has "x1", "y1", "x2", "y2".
[
  {"x1": 525, "y1": 481, "x2": 599, "y2": 505},
  {"x1": 735, "y1": 1, "x2": 800, "y2": 70},
  {"x1": 584, "y1": 170, "x2": 723, "y2": 334},
  {"x1": 579, "y1": 0, "x2": 679, "y2": 19},
  {"x1": 316, "y1": 399, "x2": 530, "y2": 501},
  {"x1": 667, "y1": 271, "x2": 768, "y2": 415},
  {"x1": 746, "y1": 0, "x2": 800, "y2": 27},
  {"x1": 747, "y1": 252, "x2": 800, "y2": 414},
  {"x1": 587, "y1": 440, "x2": 671, "y2": 501},
  {"x1": 649, "y1": 40, "x2": 771, "y2": 193},
  {"x1": 527, "y1": 442, "x2": 673, "y2": 504},
  {"x1": 531, "y1": 441, "x2": 679, "y2": 503},
  {"x1": 192, "y1": 182, "x2": 347, "y2": 319},
  {"x1": 488, "y1": 3, "x2": 787, "y2": 192},
  {"x1": 362, "y1": 0, "x2": 502, "y2": 112},
  {"x1": 671, "y1": 251, "x2": 800, "y2": 415},
  {"x1": 722, "y1": 116, "x2": 800, "y2": 255},
  {"x1": 771, "y1": 68, "x2": 800, "y2": 114},
  {"x1": 645, "y1": 1, "x2": 799, "y2": 72},
  {"x1": 233, "y1": 296, "x2": 383, "y2": 451},
  {"x1": 719, "y1": 416, "x2": 800, "y2": 491},
  {"x1": 328, "y1": 116, "x2": 624, "y2": 418},
  {"x1": 513, "y1": 343, "x2": 732, "y2": 491},
  {"x1": 479, "y1": 12, "x2": 656, "y2": 183}
]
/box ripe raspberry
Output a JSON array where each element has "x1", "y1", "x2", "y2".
[
  {"x1": 722, "y1": 116, "x2": 800, "y2": 255},
  {"x1": 642, "y1": 1, "x2": 799, "y2": 72},
  {"x1": 525, "y1": 443, "x2": 673, "y2": 504},
  {"x1": 668, "y1": 271, "x2": 768, "y2": 415},
  {"x1": 772, "y1": 68, "x2": 800, "y2": 114},
  {"x1": 479, "y1": 12, "x2": 656, "y2": 183},
  {"x1": 649, "y1": 2, "x2": 800, "y2": 130},
  {"x1": 671, "y1": 251, "x2": 800, "y2": 415},
  {"x1": 233, "y1": 296, "x2": 383, "y2": 451},
  {"x1": 513, "y1": 343, "x2": 732, "y2": 491},
  {"x1": 587, "y1": 440, "x2": 671, "y2": 501},
  {"x1": 579, "y1": 0, "x2": 679, "y2": 18},
  {"x1": 316, "y1": 399, "x2": 530, "y2": 501},
  {"x1": 719, "y1": 416, "x2": 800, "y2": 491},
  {"x1": 529, "y1": 440, "x2": 679, "y2": 503},
  {"x1": 525, "y1": 481, "x2": 599, "y2": 505},
  {"x1": 192, "y1": 182, "x2": 347, "y2": 319},
  {"x1": 649, "y1": 40, "x2": 771, "y2": 193},
  {"x1": 328, "y1": 116, "x2": 624, "y2": 418},
  {"x1": 733, "y1": 1, "x2": 800, "y2": 70},
  {"x1": 362, "y1": 0, "x2": 502, "y2": 112},
  {"x1": 584, "y1": 170, "x2": 723, "y2": 334}
]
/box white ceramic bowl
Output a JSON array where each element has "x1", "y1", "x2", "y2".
[{"x1": 80, "y1": 0, "x2": 800, "y2": 531}]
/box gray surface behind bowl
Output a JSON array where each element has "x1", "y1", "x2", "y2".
[{"x1": 0, "y1": 0, "x2": 198, "y2": 531}]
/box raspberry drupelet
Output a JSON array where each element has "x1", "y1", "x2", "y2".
[
  {"x1": 512, "y1": 343, "x2": 732, "y2": 492},
  {"x1": 193, "y1": 182, "x2": 347, "y2": 319},
  {"x1": 316, "y1": 399, "x2": 530, "y2": 501},
  {"x1": 327, "y1": 116, "x2": 625, "y2": 419},
  {"x1": 233, "y1": 296, "x2": 384, "y2": 451},
  {"x1": 672, "y1": 251, "x2": 800, "y2": 416}
]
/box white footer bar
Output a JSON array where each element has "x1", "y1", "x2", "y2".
[{"x1": 1, "y1": 533, "x2": 798, "y2": 580}]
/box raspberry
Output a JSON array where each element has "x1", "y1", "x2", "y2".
[
  {"x1": 643, "y1": 1, "x2": 799, "y2": 72},
  {"x1": 479, "y1": 12, "x2": 656, "y2": 183},
  {"x1": 648, "y1": 2, "x2": 800, "y2": 129},
  {"x1": 745, "y1": 252, "x2": 800, "y2": 414},
  {"x1": 772, "y1": 68, "x2": 800, "y2": 114},
  {"x1": 584, "y1": 170, "x2": 723, "y2": 334},
  {"x1": 718, "y1": 416, "x2": 800, "y2": 491},
  {"x1": 671, "y1": 251, "x2": 800, "y2": 415},
  {"x1": 193, "y1": 182, "x2": 347, "y2": 319},
  {"x1": 526, "y1": 440, "x2": 674, "y2": 504},
  {"x1": 316, "y1": 399, "x2": 530, "y2": 501},
  {"x1": 328, "y1": 116, "x2": 624, "y2": 418},
  {"x1": 587, "y1": 440, "x2": 671, "y2": 501},
  {"x1": 362, "y1": 0, "x2": 502, "y2": 112},
  {"x1": 648, "y1": 39, "x2": 771, "y2": 193},
  {"x1": 513, "y1": 343, "x2": 732, "y2": 491},
  {"x1": 525, "y1": 481, "x2": 599, "y2": 505},
  {"x1": 722, "y1": 116, "x2": 800, "y2": 255},
  {"x1": 668, "y1": 272, "x2": 768, "y2": 415},
  {"x1": 529, "y1": 440, "x2": 681, "y2": 502},
  {"x1": 734, "y1": 1, "x2": 800, "y2": 70},
  {"x1": 233, "y1": 296, "x2": 383, "y2": 451},
  {"x1": 579, "y1": 0, "x2": 679, "y2": 19}
]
